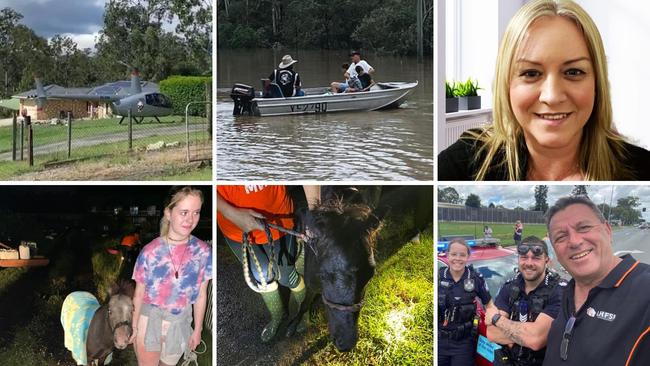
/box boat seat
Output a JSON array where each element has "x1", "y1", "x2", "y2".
[{"x1": 261, "y1": 79, "x2": 283, "y2": 98}]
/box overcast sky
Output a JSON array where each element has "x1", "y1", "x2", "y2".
[
  {"x1": 2, "y1": 0, "x2": 178, "y2": 51},
  {"x1": 2, "y1": 0, "x2": 105, "y2": 50},
  {"x1": 441, "y1": 185, "x2": 650, "y2": 220}
]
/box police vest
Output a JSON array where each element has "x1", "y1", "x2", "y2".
[
  {"x1": 438, "y1": 266, "x2": 480, "y2": 328},
  {"x1": 504, "y1": 271, "x2": 564, "y2": 365}
]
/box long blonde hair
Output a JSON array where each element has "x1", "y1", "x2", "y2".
[
  {"x1": 160, "y1": 186, "x2": 204, "y2": 237},
  {"x1": 472, "y1": 0, "x2": 630, "y2": 181}
]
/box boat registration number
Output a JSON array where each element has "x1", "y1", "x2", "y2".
[{"x1": 290, "y1": 102, "x2": 328, "y2": 113}]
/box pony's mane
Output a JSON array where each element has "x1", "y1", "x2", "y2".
[
  {"x1": 111, "y1": 279, "x2": 135, "y2": 298},
  {"x1": 308, "y1": 197, "x2": 380, "y2": 252}
]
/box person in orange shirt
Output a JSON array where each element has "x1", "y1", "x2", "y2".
[{"x1": 217, "y1": 185, "x2": 320, "y2": 343}]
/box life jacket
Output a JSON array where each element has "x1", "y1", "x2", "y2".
[
  {"x1": 504, "y1": 270, "x2": 566, "y2": 365},
  {"x1": 438, "y1": 265, "x2": 481, "y2": 339}
]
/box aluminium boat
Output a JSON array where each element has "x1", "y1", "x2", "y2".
[{"x1": 230, "y1": 81, "x2": 418, "y2": 117}]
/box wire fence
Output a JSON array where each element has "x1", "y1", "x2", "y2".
[
  {"x1": 185, "y1": 101, "x2": 212, "y2": 163},
  {"x1": 438, "y1": 206, "x2": 546, "y2": 224},
  {"x1": 2, "y1": 113, "x2": 208, "y2": 164}
]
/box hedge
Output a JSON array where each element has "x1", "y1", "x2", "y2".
[{"x1": 160, "y1": 75, "x2": 212, "y2": 116}]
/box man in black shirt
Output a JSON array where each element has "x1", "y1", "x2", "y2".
[
  {"x1": 268, "y1": 54, "x2": 304, "y2": 98},
  {"x1": 542, "y1": 196, "x2": 650, "y2": 366}
]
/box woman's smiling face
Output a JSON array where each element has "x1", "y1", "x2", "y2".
[{"x1": 509, "y1": 15, "x2": 596, "y2": 152}]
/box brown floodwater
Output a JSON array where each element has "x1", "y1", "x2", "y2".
[{"x1": 217, "y1": 49, "x2": 433, "y2": 180}]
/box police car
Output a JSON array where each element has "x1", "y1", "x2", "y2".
[{"x1": 438, "y1": 235, "x2": 519, "y2": 366}]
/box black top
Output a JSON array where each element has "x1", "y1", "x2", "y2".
[
  {"x1": 494, "y1": 273, "x2": 566, "y2": 365},
  {"x1": 358, "y1": 73, "x2": 372, "y2": 89},
  {"x1": 269, "y1": 68, "x2": 301, "y2": 97},
  {"x1": 439, "y1": 266, "x2": 492, "y2": 330},
  {"x1": 438, "y1": 129, "x2": 650, "y2": 181},
  {"x1": 542, "y1": 255, "x2": 650, "y2": 366},
  {"x1": 494, "y1": 273, "x2": 564, "y2": 321}
]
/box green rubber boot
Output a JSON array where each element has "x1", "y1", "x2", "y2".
[
  {"x1": 259, "y1": 282, "x2": 285, "y2": 343},
  {"x1": 288, "y1": 276, "x2": 307, "y2": 334},
  {"x1": 288, "y1": 276, "x2": 306, "y2": 317}
]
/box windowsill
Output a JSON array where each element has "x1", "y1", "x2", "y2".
[{"x1": 446, "y1": 108, "x2": 492, "y2": 119}]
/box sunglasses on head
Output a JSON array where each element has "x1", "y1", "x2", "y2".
[{"x1": 517, "y1": 244, "x2": 545, "y2": 257}]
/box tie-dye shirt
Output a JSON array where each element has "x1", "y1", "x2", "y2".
[{"x1": 133, "y1": 236, "x2": 212, "y2": 315}]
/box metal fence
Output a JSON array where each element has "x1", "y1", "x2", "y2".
[
  {"x1": 185, "y1": 101, "x2": 212, "y2": 162},
  {"x1": 438, "y1": 206, "x2": 546, "y2": 224},
  {"x1": 3, "y1": 112, "x2": 207, "y2": 164}
]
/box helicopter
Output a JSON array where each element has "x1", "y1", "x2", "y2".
[{"x1": 32, "y1": 63, "x2": 173, "y2": 124}]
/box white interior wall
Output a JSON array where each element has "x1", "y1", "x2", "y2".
[
  {"x1": 446, "y1": 0, "x2": 499, "y2": 108},
  {"x1": 576, "y1": 1, "x2": 650, "y2": 149}
]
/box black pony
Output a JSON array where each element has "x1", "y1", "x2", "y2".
[{"x1": 289, "y1": 188, "x2": 382, "y2": 351}]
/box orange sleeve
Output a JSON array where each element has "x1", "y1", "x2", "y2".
[{"x1": 217, "y1": 185, "x2": 294, "y2": 244}]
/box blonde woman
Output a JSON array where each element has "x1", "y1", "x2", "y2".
[
  {"x1": 439, "y1": 0, "x2": 650, "y2": 181},
  {"x1": 131, "y1": 186, "x2": 211, "y2": 366}
]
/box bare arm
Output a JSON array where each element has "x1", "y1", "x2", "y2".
[
  {"x1": 302, "y1": 185, "x2": 320, "y2": 210},
  {"x1": 485, "y1": 308, "x2": 515, "y2": 346},
  {"x1": 189, "y1": 280, "x2": 210, "y2": 350},
  {"x1": 129, "y1": 281, "x2": 146, "y2": 343},
  {"x1": 488, "y1": 312, "x2": 555, "y2": 351},
  {"x1": 217, "y1": 192, "x2": 265, "y2": 232}
]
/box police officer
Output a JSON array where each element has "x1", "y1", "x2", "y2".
[
  {"x1": 439, "y1": 238, "x2": 492, "y2": 366},
  {"x1": 486, "y1": 236, "x2": 566, "y2": 366}
]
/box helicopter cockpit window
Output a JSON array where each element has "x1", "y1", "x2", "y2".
[{"x1": 145, "y1": 93, "x2": 172, "y2": 108}]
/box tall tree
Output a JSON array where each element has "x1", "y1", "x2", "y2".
[
  {"x1": 465, "y1": 193, "x2": 481, "y2": 208},
  {"x1": 438, "y1": 187, "x2": 462, "y2": 204},
  {"x1": 0, "y1": 8, "x2": 24, "y2": 98},
  {"x1": 534, "y1": 185, "x2": 549, "y2": 212},
  {"x1": 615, "y1": 196, "x2": 642, "y2": 225},
  {"x1": 571, "y1": 185, "x2": 589, "y2": 198}
]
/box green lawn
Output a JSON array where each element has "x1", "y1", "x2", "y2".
[
  {"x1": 438, "y1": 222, "x2": 548, "y2": 246},
  {"x1": 0, "y1": 129, "x2": 211, "y2": 180},
  {"x1": 306, "y1": 229, "x2": 433, "y2": 365},
  {"x1": 0, "y1": 116, "x2": 189, "y2": 153}
]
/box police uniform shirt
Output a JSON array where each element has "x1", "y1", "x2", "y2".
[
  {"x1": 494, "y1": 273, "x2": 563, "y2": 321},
  {"x1": 439, "y1": 266, "x2": 492, "y2": 330},
  {"x1": 542, "y1": 255, "x2": 650, "y2": 366}
]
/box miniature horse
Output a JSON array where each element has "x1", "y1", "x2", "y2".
[
  {"x1": 288, "y1": 189, "x2": 382, "y2": 351},
  {"x1": 61, "y1": 280, "x2": 135, "y2": 366}
]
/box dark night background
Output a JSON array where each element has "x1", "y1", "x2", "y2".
[{"x1": 0, "y1": 185, "x2": 213, "y2": 364}]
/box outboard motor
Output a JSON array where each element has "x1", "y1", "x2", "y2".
[{"x1": 231, "y1": 83, "x2": 255, "y2": 116}]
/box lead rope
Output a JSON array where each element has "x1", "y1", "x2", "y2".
[
  {"x1": 181, "y1": 339, "x2": 207, "y2": 366},
  {"x1": 241, "y1": 222, "x2": 276, "y2": 293}
]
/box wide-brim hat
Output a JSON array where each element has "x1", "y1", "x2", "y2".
[{"x1": 278, "y1": 55, "x2": 298, "y2": 69}]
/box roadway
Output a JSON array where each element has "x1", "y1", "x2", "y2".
[
  {"x1": 0, "y1": 123, "x2": 205, "y2": 161},
  {"x1": 612, "y1": 226, "x2": 650, "y2": 264}
]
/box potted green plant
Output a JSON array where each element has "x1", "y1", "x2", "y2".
[
  {"x1": 446, "y1": 80, "x2": 459, "y2": 113},
  {"x1": 456, "y1": 78, "x2": 482, "y2": 110}
]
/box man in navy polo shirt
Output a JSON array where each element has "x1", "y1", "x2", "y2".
[
  {"x1": 542, "y1": 196, "x2": 650, "y2": 366},
  {"x1": 486, "y1": 236, "x2": 566, "y2": 366}
]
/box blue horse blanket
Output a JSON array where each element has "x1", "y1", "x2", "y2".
[{"x1": 61, "y1": 291, "x2": 100, "y2": 365}]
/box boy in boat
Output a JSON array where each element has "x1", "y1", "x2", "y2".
[
  {"x1": 356, "y1": 66, "x2": 373, "y2": 90},
  {"x1": 330, "y1": 63, "x2": 350, "y2": 93}
]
